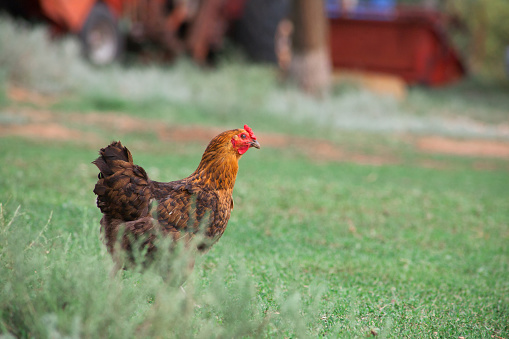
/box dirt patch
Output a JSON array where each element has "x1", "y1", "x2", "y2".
[
  {"x1": 0, "y1": 123, "x2": 95, "y2": 141},
  {"x1": 0, "y1": 108, "x2": 100, "y2": 143},
  {"x1": 7, "y1": 86, "x2": 59, "y2": 107},
  {"x1": 70, "y1": 112, "x2": 155, "y2": 134},
  {"x1": 170, "y1": 128, "x2": 399, "y2": 165},
  {"x1": 0, "y1": 108, "x2": 400, "y2": 166},
  {"x1": 158, "y1": 125, "x2": 223, "y2": 143},
  {"x1": 1, "y1": 107, "x2": 508, "y2": 169},
  {"x1": 418, "y1": 136, "x2": 509, "y2": 158},
  {"x1": 333, "y1": 70, "x2": 407, "y2": 100}
]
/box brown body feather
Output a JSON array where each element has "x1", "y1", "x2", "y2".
[{"x1": 93, "y1": 128, "x2": 258, "y2": 266}]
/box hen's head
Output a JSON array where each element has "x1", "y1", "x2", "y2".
[
  {"x1": 230, "y1": 125, "x2": 260, "y2": 155},
  {"x1": 195, "y1": 125, "x2": 260, "y2": 187},
  {"x1": 200, "y1": 125, "x2": 260, "y2": 163}
]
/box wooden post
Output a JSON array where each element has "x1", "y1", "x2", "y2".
[{"x1": 289, "y1": 0, "x2": 331, "y2": 96}]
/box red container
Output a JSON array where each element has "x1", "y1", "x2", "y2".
[{"x1": 328, "y1": 7, "x2": 465, "y2": 86}]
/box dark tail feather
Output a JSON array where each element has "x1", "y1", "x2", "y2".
[
  {"x1": 92, "y1": 141, "x2": 133, "y2": 177},
  {"x1": 92, "y1": 141, "x2": 151, "y2": 221},
  {"x1": 100, "y1": 141, "x2": 133, "y2": 163}
]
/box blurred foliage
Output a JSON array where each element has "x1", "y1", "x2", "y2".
[
  {"x1": 443, "y1": 0, "x2": 509, "y2": 79},
  {"x1": 392, "y1": 0, "x2": 509, "y2": 79}
]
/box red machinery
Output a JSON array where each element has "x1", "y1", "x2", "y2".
[{"x1": 4, "y1": 0, "x2": 246, "y2": 65}]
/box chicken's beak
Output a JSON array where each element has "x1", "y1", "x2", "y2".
[{"x1": 250, "y1": 140, "x2": 261, "y2": 149}]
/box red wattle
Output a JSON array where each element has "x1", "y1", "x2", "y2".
[{"x1": 237, "y1": 146, "x2": 248, "y2": 155}]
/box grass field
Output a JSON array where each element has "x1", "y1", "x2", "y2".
[{"x1": 1, "y1": 17, "x2": 509, "y2": 338}]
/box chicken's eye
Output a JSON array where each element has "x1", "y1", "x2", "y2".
[{"x1": 241, "y1": 134, "x2": 247, "y2": 139}]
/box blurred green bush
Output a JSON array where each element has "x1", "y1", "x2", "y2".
[{"x1": 444, "y1": 0, "x2": 509, "y2": 79}]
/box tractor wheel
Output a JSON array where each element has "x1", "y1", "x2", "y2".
[
  {"x1": 231, "y1": 0, "x2": 290, "y2": 63},
  {"x1": 80, "y1": 2, "x2": 122, "y2": 65}
]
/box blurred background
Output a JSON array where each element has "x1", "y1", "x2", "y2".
[
  {"x1": 0, "y1": 0, "x2": 508, "y2": 157},
  {"x1": 1, "y1": 0, "x2": 509, "y2": 82}
]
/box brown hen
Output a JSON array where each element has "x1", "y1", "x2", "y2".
[{"x1": 93, "y1": 125, "x2": 260, "y2": 267}]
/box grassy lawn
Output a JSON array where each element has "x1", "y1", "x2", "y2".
[
  {"x1": 1, "y1": 126, "x2": 508, "y2": 338},
  {"x1": 1, "y1": 17, "x2": 509, "y2": 338}
]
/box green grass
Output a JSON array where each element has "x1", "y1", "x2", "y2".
[{"x1": 0, "y1": 135, "x2": 507, "y2": 338}]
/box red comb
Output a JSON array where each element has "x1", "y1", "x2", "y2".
[{"x1": 244, "y1": 124, "x2": 257, "y2": 140}]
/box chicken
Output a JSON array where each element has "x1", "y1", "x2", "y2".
[{"x1": 92, "y1": 125, "x2": 260, "y2": 266}]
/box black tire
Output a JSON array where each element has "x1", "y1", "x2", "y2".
[
  {"x1": 79, "y1": 2, "x2": 122, "y2": 65},
  {"x1": 231, "y1": 0, "x2": 290, "y2": 63}
]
